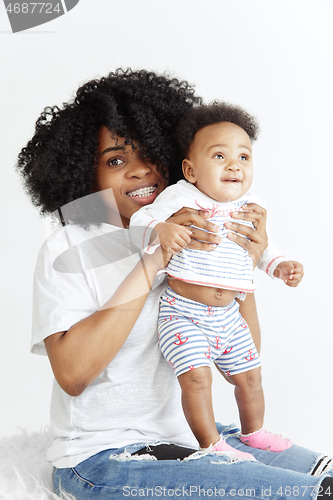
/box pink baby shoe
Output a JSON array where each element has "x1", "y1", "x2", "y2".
[
  {"x1": 240, "y1": 428, "x2": 293, "y2": 452},
  {"x1": 204, "y1": 437, "x2": 256, "y2": 461}
]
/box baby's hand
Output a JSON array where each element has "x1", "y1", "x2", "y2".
[
  {"x1": 154, "y1": 222, "x2": 192, "y2": 255},
  {"x1": 273, "y1": 261, "x2": 304, "y2": 287}
]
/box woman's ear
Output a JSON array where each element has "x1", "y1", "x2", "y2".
[{"x1": 182, "y1": 159, "x2": 196, "y2": 184}]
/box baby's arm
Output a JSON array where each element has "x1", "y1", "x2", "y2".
[
  {"x1": 257, "y1": 243, "x2": 304, "y2": 288},
  {"x1": 129, "y1": 186, "x2": 184, "y2": 252},
  {"x1": 130, "y1": 186, "x2": 221, "y2": 254},
  {"x1": 273, "y1": 261, "x2": 304, "y2": 287},
  {"x1": 153, "y1": 222, "x2": 192, "y2": 255}
]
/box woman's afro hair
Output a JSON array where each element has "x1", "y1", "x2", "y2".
[
  {"x1": 176, "y1": 101, "x2": 259, "y2": 158},
  {"x1": 17, "y1": 68, "x2": 201, "y2": 226}
]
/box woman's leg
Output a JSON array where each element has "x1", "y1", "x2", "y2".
[
  {"x1": 53, "y1": 446, "x2": 332, "y2": 500},
  {"x1": 218, "y1": 423, "x2": 333, "y2": 477}
]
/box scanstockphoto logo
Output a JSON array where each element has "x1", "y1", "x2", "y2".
[{"x1": 3, "y1": 0, "x2": 80, "y2": 33}]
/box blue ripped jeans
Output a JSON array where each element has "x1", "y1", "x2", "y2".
[{"x1": 53, "y1": 424, "x2": 332, "y2": 500}]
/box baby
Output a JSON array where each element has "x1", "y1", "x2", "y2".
[{"x1": 130, "y1": 102, "x2": 303, "y2": 459}]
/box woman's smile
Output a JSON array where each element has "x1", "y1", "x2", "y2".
[{"x1": 96, "y1": 126, "x2": 166, "y2": 227}]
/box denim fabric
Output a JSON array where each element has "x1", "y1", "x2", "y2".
[{"x1": 53, "y1": 424, "x2": 332, "y2": 499}]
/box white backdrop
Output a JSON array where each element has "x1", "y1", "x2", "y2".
[{"x1": 1, "y1": 0, "x2": 332, "y2": 456}]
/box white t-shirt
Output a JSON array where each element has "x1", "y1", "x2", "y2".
[{"x1": 32, "y1": 223, "x2": 196, "y2": 468}]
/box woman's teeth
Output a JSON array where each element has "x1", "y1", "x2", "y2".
[{"x1": 128, "y1": 186, "x2": 156, "y2": 198}]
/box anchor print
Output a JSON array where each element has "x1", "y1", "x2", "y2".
[
  {"x1": 189, "y1": 317, "x2": 199, "y2": 325},
  {"x1": 245, "y1": 349, "x2": 255, "y2": 361},
  {"x1": 166, "y1": 296, "x2": 176, "y2": 306},
  {"x1": 205, "y1": 347, "x2": 211, "y2": 359},
  {"x1": 223, "y1": 346, "x2": 233, "y2": 354},
  {"x1": 214, "y1": 336, "x2": 224, "y2": 349},
  {"x1": 164, "y1": 315, "x2": 178, "y2": 321},
  {"x1": 173, "y1": 333, "x2": 188, "y2": 345},
  {"x1": 189, "y1": 365, "x2": 195, "y2": 370},
  {"x1": 205, "y1": 306, "x2": 215, "y2": 316},
  {"x1": 226, "y1": 371, "x2": 231, "y2": 377},
  {"x1": 240, "y1": 319, "x2": 248, "y2": 329}
]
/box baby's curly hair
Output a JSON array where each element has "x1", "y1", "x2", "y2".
[
  {"x1": 17, "y1": 68, "x2": 201, "y2": 226},
  {"x1": 176, "y1": 101, "x2": 259, "y2": 158}
]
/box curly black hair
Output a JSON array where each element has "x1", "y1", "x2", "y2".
[
  {"x1": 176, "y1": 101, "x2": 259, "y2": 158},
  {"x1": 17, "y1": 68, "x2": 201, "y2": 226}
]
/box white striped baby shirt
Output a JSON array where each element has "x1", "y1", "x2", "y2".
[{"x1": 130, "y1": 180, "x2": 285, "y2": 294}]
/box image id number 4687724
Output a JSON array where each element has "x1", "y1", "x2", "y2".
[
  {"x1": 5, "y1": 3, "x2": 61, "y2": 13},
  {"x1": 276, "y1": 486, "x2": 331, "y2": 496}
]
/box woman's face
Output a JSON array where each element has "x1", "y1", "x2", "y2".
[{"x1": 96, "y1": 126, "x2": 167, "y2": 228}]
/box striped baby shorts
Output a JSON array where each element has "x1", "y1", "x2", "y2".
[{"x1": 158, "y1": 286, "x2": 261, "y2": 378}]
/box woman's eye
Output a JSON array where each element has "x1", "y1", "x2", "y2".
[{"x1": 108, "y1": 158, "x2": 124, "y2": 167}]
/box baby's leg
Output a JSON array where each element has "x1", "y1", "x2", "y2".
[
  {"x1": 227, "y1": 367, "x2": 264, "y2": 434},
  {"x1": 213, "y1": 307, "x2": 263, "y2": 434},
  {"x1": 215, "y1": 308, "x2": 292, "y2": 452},
  {"x1": 227, "y1": 368, "x2": 292, "y2": 452},
  {"x1": 158, "y1": 291, "x2": 218, "y2": 447},
  {"x1": 178, "y1": 367, "x2": 255, "y2": 460},
  {"x1": 178, "y1": 367, "x2": 219, "y2": 448},
  {"x1": 158, "y1": 289, "x2": 255, "y2": 460}
]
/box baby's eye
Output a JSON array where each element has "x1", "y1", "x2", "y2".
[
  {"x1": 240, "y1": 154, "x2": 249, "y2": 161},
  {"x1": 108, "y1": 158, "x2": 124, "y2": 167},
  {"x1": 214, "y1": 153, "x2": 224, "y2": 159}
]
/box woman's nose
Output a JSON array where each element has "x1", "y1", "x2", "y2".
[{"x1": 127, "y1": 158, "x2": 152, "y2": 178}]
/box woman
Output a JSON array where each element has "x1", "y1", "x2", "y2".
[{"x1": 18, "y1": 69, "x2": 332, "y2": 499}]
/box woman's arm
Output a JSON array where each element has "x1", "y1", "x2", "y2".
[
  {"x1": 44, "y1": 210, "x2": 217, "y2": 397},
  {"x1": 44, "y1": 250, "x2": 164, "y2": 397}
]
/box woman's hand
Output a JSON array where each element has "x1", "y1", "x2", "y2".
[
  {"x1": 166, "y1": 207, "x2": 222, "y2": 251},
  {"x1": 165, "y1": 203, "x2": 268, "y2": 267},
  {"x1": 225, "y1": 203, "x2": 268, "y2": 267}
]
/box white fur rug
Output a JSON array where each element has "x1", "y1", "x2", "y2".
[{"x1": 0, "y1": 429, "x2": 74, "y2": 500}]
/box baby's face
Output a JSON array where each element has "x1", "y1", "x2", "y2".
[{"x1": 183, "y1": 122, "x2": 253, "y2": 203}]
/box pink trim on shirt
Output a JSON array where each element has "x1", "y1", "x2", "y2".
[{"x1": 266, "y1": 256, "x2": 285, "y2": 275}]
